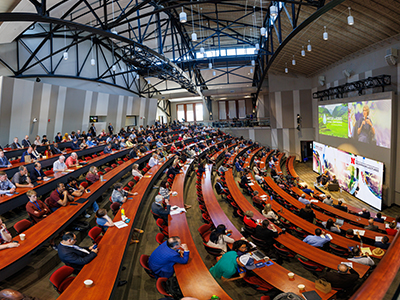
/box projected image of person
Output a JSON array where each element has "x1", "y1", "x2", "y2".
[{"x1": 356, "y1": 105, "x2": 375, "y2": 144}]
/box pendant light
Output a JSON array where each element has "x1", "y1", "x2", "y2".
[
  {"x1": 347, "y1": 7, "x2": 354, "y2": 25},
  {"x1": 213, "y1": 71, "x2": 216, "y2": 76},
  {"x1": 292, "y1": 55, "x2": 296, "y2": 66},
  {"x1": 180, "y1": 7, "x2": 187, "y2": 23},
  {"x1": 301, "y1": 46, "x2": 305, "y2": 57},
  {"x1": 260, "y1": 0, "x2": 266, "y2": 36},
  {"x1": 90, "y1": 21, "x2": 96, "y2": 66},
  {"x1": 270, "y1": 4, "x2": 278, "y2": 18},
  {"x1": 251, "y1": 60, "x2": 255, "y2": 66},
  {"x1": 208, "y1": 62, "x2": 212, "y2": 69},
  {"x1": 285, "y1": 63, "x2": 288, "y2": 73},
  {"x1": 323, "y1": 26, "x2": 328, "y2": 40},
  {"x1": 63, "y1": 25, "x2": 68, "y2": 60},
  {"x1": 307, "y1": 40, "x2": 312, "y2": 52},
  {"x1": 191, "y1": 5, "x2": 197, "y2": 41}
]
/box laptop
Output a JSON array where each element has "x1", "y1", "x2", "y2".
[
  {"x1": 335, "y1": 218, "x2": 344, "y2": 226},
  {"x1": 251, "y1": 250, "x2": 268, "y2": 261}
]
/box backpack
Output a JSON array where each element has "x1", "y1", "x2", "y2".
[
  {"x1": 273, "y1": 292, "x2": 303, "y2": 300},
  {"x1": 165, "y1": 276, "x2": 183, "y2": 300}
]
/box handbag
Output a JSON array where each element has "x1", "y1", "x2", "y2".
[{"x1": 315, "y1": 278, "x2": 332, "y2": 294}]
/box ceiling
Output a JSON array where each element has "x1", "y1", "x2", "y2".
[{"x1": 0, "y1": 0, "x2": 398, "y2": 98}]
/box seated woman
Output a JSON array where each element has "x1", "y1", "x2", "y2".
[
  {"x1": 31, "y1": 145, "x2": 42, "y2": 160},
  {"x1": 322, "y1": 218, "x2": 341, "y2": 234},
  {"x1": 95, "y1": 208, "x2": 143, "y2": 244},
  {"x1": 0, "y1": 218, "x2": 19, "y2": 250},
  {"x1": 262, "y1": 203, "x2": 280, "y2": 223},
  {"x1": 159, "y1": 180, "x2": 172, "y2": 200},
  {"x1": 33, "y1": 135, "x2": 42, "y2": 146},
  {"x1": 206, "y1": 224, "x2": 235, "y2": 253},
  {"x1": 316, "y1": 170, "x2": 330, "y2": 186},
  {"x1": 62, "y1": 133, "x2": 71, "y2": 142},
  {"x1": 243, "y1": 210, "x2": 258, "y2": 231},
  {"x1": 386, "y1": 221, "x2": 398, "y2": 236}
]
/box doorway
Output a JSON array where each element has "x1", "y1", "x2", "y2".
[{"x1": 301, "y1": 141, "x2": 313, "y2": 162}]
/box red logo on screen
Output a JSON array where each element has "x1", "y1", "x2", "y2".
[{"x1": 350, "y1": 158, "x2": 355, "y2": 164}]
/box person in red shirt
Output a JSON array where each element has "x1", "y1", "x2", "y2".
[
  {"x1": 386, "y1": 221, "x2": 398, "y2": 236},
  {"x1": 26, "y1": 190, "x2": 50, "y2": 223},
  {"x1": 243, "y1": 210, "x2": 258, "y2": 229},
  {"x1": 48, "y1": 183, "x2": 74, "y2": 212},
  {"x1": 65, "y1": 152, "x2": 79, "y2": 168}
]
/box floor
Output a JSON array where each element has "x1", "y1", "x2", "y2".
[{"x1": 2, "y1": 158, "x2": 400, "y2": 300}]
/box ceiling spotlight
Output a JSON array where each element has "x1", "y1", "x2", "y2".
[
  {"x1": 63, "y1": 52, "x2": 68, "y2": 60},
  {"x1": 192, "y1": 32, "x2": 197, "y2": 41},
  {"x1": 292, "y1": 55, "x2": 296, "y2": 66},
  {"x1": 180, "y1": 8, "x2": 187, "y2": 23},
  {"x1": 285, "y1": 63, "x2": 288, "y2": 74},
  {"x1": 260, "y1": 27, "x2": 266, "y2": 36},
  {"x1": 270, "y1": 5, "x2": 278, "y2": 17},
  {"x1": 301, "y1": 46, "x2": 305, "y2": 57},
  {"x1": 91, "y1": 58, "x2": 96, "y2": 66},
  {"x1": 208, "y1": 62, "x2": 212, "y2": 69},
  {"x1": 251, "y1": 60, "x2": 255, "y2": 66},
  {"x1": 200, "y1": 47, "x2": 205, "y2": 54},
  {"x1": 307, "y1": 40, "x2": 312, "y2": 52},
  {"x1": 347, "y1": 7, "x2": 354, "y2": 25},
  {"x1": 323, "y1": 26, "x2": 328, "y2": 40}
]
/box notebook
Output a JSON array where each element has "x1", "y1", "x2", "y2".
[
  {"x1": 335, "y1": 218, "x2": 344, "y2": 226},
  {"x1": 302, "y1": 290, "x2": 322, "y2": 300}
]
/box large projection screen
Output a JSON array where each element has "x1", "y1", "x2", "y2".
[{"x1": 313, "y1": 142, "x2": 384, "y2": 210}]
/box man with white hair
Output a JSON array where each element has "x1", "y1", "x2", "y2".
[
  {"x1": 53, "y1": 155, "x2": 68, "y2": 172},
  {"x1": 148, "y1": 153, "x2": 159, "y2": 168},
  {"x1": 151, "y1": 195, "x2": 171, "y2": 223},
  {"x1": 65, "y1": 153, "x2": 79, "y2": 168}
]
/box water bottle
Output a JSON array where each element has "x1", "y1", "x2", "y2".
[
  {"x1": 100, "y1": 175, "x2": 103, "y2": 181},
  {"x1": 340, "y1": 187, "x2": 342, "y2": 193},
  {"x1": 121, "y1": 209, "x2": 127, "y2": 221}
]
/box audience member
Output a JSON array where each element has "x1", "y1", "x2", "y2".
[
  {"x1": 29, "y1": 162, "x2": 48, "y2": 182},
  {"x1": 58, "y1": 232, "x2": 98, "y2": 272},
  {"x1": 10, "y1": 137, "x2": 22, "y2": 149},
  {"x1": 243, "y1": 211, "x2": 258, "y2": 229},
  {"x1": 322, "y1": 195, "x2": 333, "y2": 206},
  {"x1": 52, "y1": 143, "x2": 64, "y2": 154},
  {"x1": 348, "y1": 247, "x2": 374, "y2": 266},
  {"x1": 209, "y1": 251, "x2": 254, "y2": 282},
  {"x1": 0, "y1": 172, "x2": 16, "y2": 195},
  {"x1": 149, "y1": 236, "x2": 189, "y2": 278},
  {"x1": 25, "y1": 190, "x2": 50, "y2": 223},
  {"x1": 253, "y1": 219, "x2": 278, "y2": 246},
  {"x1": 262, "y1": 203, "x2": 279, "y2": 222},
  {"x1": 47, "y1": 183, "x2": 73, "y2": 211},
  {"x1": 131, "y1": 164, "x2": 143, "y2": 179},
  {"x1": 12, "y1": 166, "x2": 34, "y2": 188},
  {"x1": 31, "y1": 145, "x2": 41, "y2": 160},
  {"x1": 65, "y1": 153, "x2": 79, "y2": 168},
  {"x1": 322, "y1": 218, "x2": 341, "y2": 234},
  {"x1": 21, "y1": 135, "x2": 32, "y2": 148},
  {"x1": 66, "y1": 177, "x2": 85, "y2": 197},
  {"x1": 0, "y1": 150, "x2": 12, "y2": 168},
  {"x1": 0, "y1": 217, "x2": 19, "y2": 250},
  {"x1": 302, "y1": 185, "x2": 314, "y2": 196},
  {"x1": 364, "y1": 218, "x2": 379, "y2": 232},
  {"x1": 151, "y1": 195, "x2": 171, "y2": 223},
  {"x1": 386, "y1": 221, "x2": 398, "y2": 236},
  {"x1": 111, "y1": 183, "x2": 134, "y2": 204},
  {"x1": 159, "y1": 180, "x2": 172, "y2": 200},
  {"x1": 374, "y1": 236, "x2": 390, "y2": 249},
  {"x1": 373, "y1": 212, "x2": 385, "y2": 223},
  {"x1": 298, "y1": 193, "x2": 310, "y2": 205},
  {"x1": 320, "y1": 263, "x2": 359, "y2": 289},
  {"x1": 54, "y1": 132, "x2": 62, "y2": 143},
  {"x1": 20, "y1": 147, "x2": 35, "y2": 163},
  {"x1": 86, "y1": 166, "x2": 100, "y2": 184},
  {"x1": 206, "y1": 224, "x2": 234, "y2": 253},
  {"x1": 358, "y1": 208, "x2": 371, "y2": 219},
  {"x1": 333, "y1": 200, "x2": 348, "y2": 212},
  {"x1": 303, "y1": 228, "x2": 331, "y2": 247},
  {"x1": 104, "y1": 143, "x2": 113, "y2": 154},
  {"x1": 298, "y1": 204, "x2": 315, "y2": 223},
  {"x1": 148, "y1": 153, "x2": 159, "y2": 168}
]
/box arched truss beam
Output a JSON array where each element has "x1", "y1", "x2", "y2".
[
  {"x1": 0, "y1": 12, "x2": 198, "y2": 95},
  {"x1": 253, "y1": 0, "x2": 345, "y2": 100}
]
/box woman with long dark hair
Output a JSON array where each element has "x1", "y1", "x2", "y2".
[{"x1": 206, "y1": 224, "x2": 234, "y2": 253}]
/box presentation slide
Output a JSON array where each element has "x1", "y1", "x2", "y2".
[
  {"x1": 319, "y1": 104, "x2": 348, "y2": 138},
  {"x1": 318, "y1": 99, "x2": 391, "y2": 149},
  {"x1": 348, "y1": 99, "x2": 391, "y2": 148},
  {"x1": 313, "y1": 142, "x2": 384, "y2": 210}
]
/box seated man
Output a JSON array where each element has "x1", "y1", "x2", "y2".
[
  {"x1": 86, "y1": 137, "x2": 96, "y2": 147},
  {"x1": 10, "y1": 137, "x2": 22, "y2": 149},
  {"x1": 333, "y1": 200, "x2": 348, "y2": 212},
  {"x1": 111, "y1": 183, "x2": 131, "y2": 204},
  {"x1": 52, "y1": 143, "x2": 65, "y2": 154},
  {"x1": 54, "y1": 132, "x2": 63, "y2": 143},
  {"x1": 215, "y1": 178, "x2": 228, "y2": 196},
  {"x1": 53, "y1": 155, "x2": 68, "y2": 172},
  {"x1": 348, "y1": 247, "x2": 374, "y2": 266},
  {"x1": 48, "y1": 182, "x2": 74, "y2": 211},
  {"x1": 298, "y1": 193, "x2": 310, "y2": 205},
  {"x1": 12, "y1": 166, "x2": 34, "y2": 188},
  {"x1": 302, "y1": 185, "x2": 314, "y2": 196},
  {"x1": 29, "y1": 162, "x2": 48, "y2": 182},
  {"x1": 319, "y1": 263, "x2": 359, "y2": 290},
  {"x1": 25, "y1": 190, "x2": 50, "y2": 223},
  {"x1": 0, "y1": 150, "x2": 12, "y2": 168},
  {"x1": 66, "y1": 176, "x2": 85, "y2": 197},
  {"x1": 20, "y1": 146, "x2": 35, "y2": 163},
  {"x1": 21, "y1": 135, "x2": 32, "y2": 148},
  {"x1": 209, "y1": 250, "x2": 254, "y2": 282},
  {"x1": 234, "y1": 158, "x2": 243, "y2": 173},
  {"x1": 151, "y1": 195, "x2": 171, "y2": 223},
  {"x1": 322, "y1": 195, "x2": 334, "y2": 206},
  {"x1": 65, "y1": 153, "x2": 79, "y2": 168},
  {"x1": 358, "y1": 208, "x2": 371, "y2": 219},
  {"x1": 374, "y1": 212, "x2": 385, "y2": 223},
  {"x1": 316, "y1": 170, "x2": 330, "y2": 186},
  {"x1": 103, "y1": 143, "x2": 113, "y2": 154},
  {"x1": 58, "y1": 232, "x2": 98, "y2": 272},
  {"x1": 364, "y1": 218, "x2": 379, "y2": 232},
  {"x1": 303, "y1": 228, "x2": 331, "y2": 248},
  {"x1": 70, "y1": 139, "x2": 80, "y2": 150},
  {"x1": 149, "y1": 236, "x2": 189, "y2": 278},
  {"x1": 0, "y1": 172, "x2": 16, "y2": 195},
  {"x1": 374, "y1": 235, "x2": 390, "y2": 249}
]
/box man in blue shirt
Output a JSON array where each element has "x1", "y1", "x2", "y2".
[
  {"x1": 20, "y1": 147, "x2": 35, "y2": 163},
  {"x1": 70, "y1": 139, "x2": 80, "y2": 150},
  {"x1": 104, "y1": 143, "x2": 113, "y2": 154},
  {"x1": 0, "y1": 150, "x2": 12, "y2": 168},
  {"x1": 86, "y1": 137, "x2": 96, "y2": 147},
  {"x1": 302, "y1": 185, "x2": 314, "y2": 196},
  {"x1": 148, "y1": 236, "x2": 189, "y2": 278},
  {"x1": 298, "y1": 194, "x2": 311, "y2": 205},
  {"x1": 235, "y1": 158, "x2": 243, "y2": 173},
  {"x1": 303, "y1": 228, "x2": 331, "y2": 247}
]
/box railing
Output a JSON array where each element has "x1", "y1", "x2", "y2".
[{"x1": 197, "y1": 117, "x2": 271, "y2": 128}]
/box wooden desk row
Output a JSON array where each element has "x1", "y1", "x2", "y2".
[
  {"x1": 58, "y1": 155, "x2": 176, "y2": 300},
  {"x1": 203, "y1": 165, "x2": 337, "y2": 299},
  {"x1": 265, "y1": 178, "x2": 391, "y2": 244},
  {"x1": 169, "y1": 144, "x2": 232, "y2": 300},
  {"x1": 0, "y1": 153, "x2": 150, "y2": 281}
]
